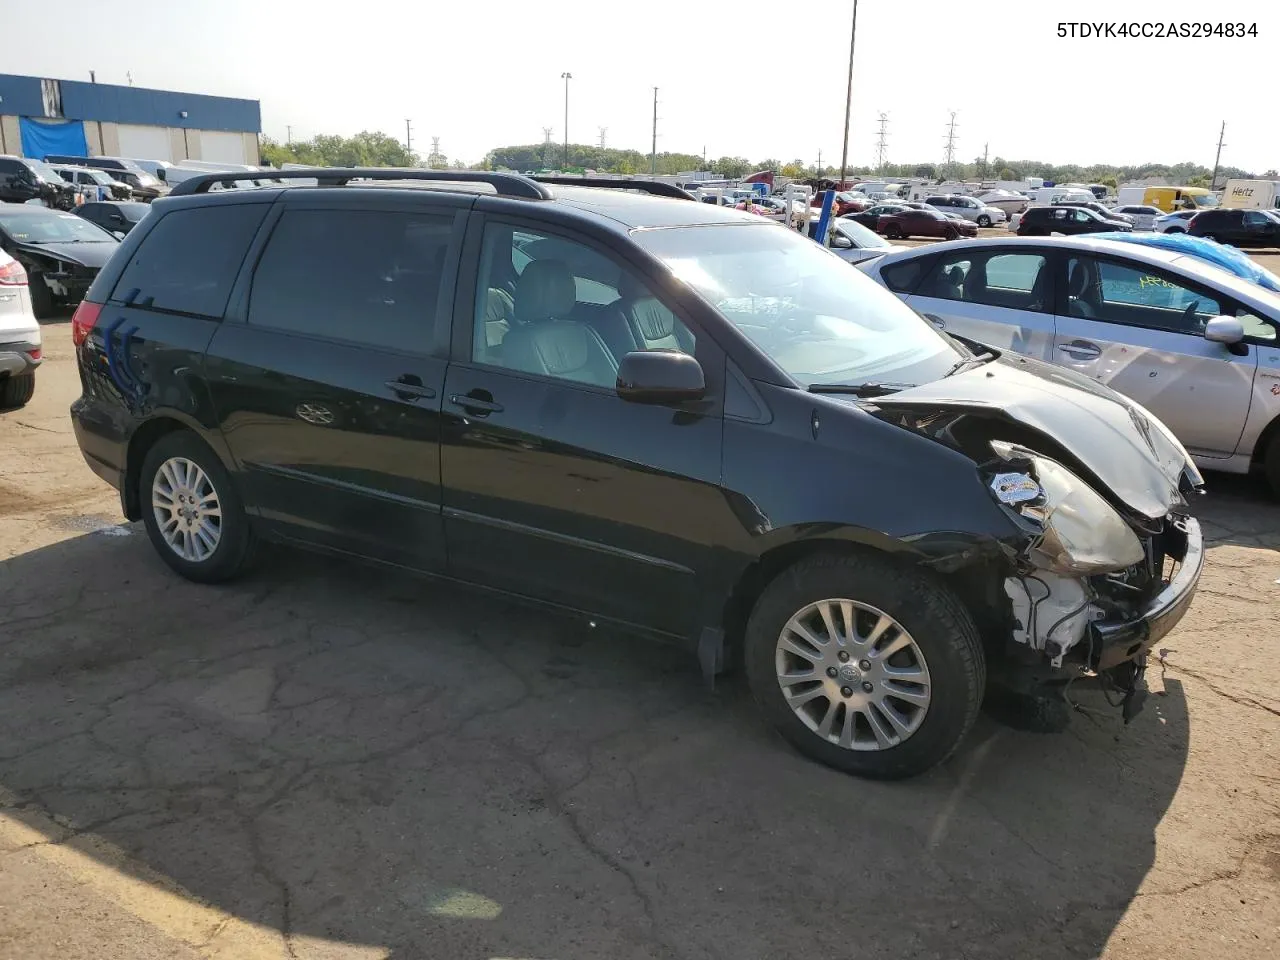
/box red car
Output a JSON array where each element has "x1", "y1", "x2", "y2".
[
  {"x1": 809, "y1": 191, "x2": 868, "y2": 217},
  {"x1": 876, "y1": 208, "x2": 977, "y2": 240}
]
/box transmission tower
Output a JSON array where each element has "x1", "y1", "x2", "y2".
[
  {"x1": 541, "y1": 126, "x2": 554, "y2": 167},
  {"x1": 598, "y1": 127, "x2": 608, "y2": 149},
  {"x1": 875, "y1": 112, "x2": 889, "y2": 172},
  {"x1": 942, "y1": 112, "x2": 959, "y2": 173}
]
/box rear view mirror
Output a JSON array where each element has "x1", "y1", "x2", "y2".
[
  {"x1": 1204, "y1": 316, "x2": 1245, "y2": 345},
  {"x1": 616, "y1": 350, "x2": 705, "y2": 404}
]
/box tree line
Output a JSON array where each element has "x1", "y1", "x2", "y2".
[{"x1": 258, "y1": 133, "x2": 1275, "y2": 186}]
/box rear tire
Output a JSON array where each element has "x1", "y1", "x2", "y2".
[
  {"x1": 744, "y1": 551, "x2": 986, "y2": 780},
  {"x1": 884, "y1": 226, "x2": 903, "y2": 239},
  {"x1": 27, "y1": 271, "x2": 54, "y2": 319},
  {"x1": 139, "y1": 431, "x2": 256, "y2": 584},
  {"x1": 0, "y1": 373, "x2": 35, "y2": 410},
  {"x1": 977, "y1": 215, "x2": 992, "y2": 227}
]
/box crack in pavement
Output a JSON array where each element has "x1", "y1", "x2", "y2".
[{"x1": 1159, "y1": 661, "x2": 1280, "y2": 719}]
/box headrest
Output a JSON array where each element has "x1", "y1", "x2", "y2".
[
  {"x1": 514, "y1": 259, "x2": 576, "y2": 323},
  {"x1": 617, "y1": 270, "x2": 649, "y2": 301},
  {"x1": 628, "y1": 298, "x2": 675, "y2": 340}
]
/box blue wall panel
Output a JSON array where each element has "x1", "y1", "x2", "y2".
[{"x1": 0, "y1": 74, "x2": 259, "y2": 133}]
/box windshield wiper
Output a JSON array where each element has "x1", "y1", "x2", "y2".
[
  {"x1": 808, "y1": 382, "x2": 914, "y2": 398},
  {"x1": 943, "y1": 351, "x2": 994, "y2": 377}
]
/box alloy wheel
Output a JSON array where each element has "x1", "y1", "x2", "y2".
[
  {"x1": 151, "y1": 456, "x2": 222, "y2": 562},
  {"x1": 774, "y1": 599, "x2": 931, "y2": 751}
]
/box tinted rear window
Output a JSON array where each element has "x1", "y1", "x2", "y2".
[
  {"x1": 110, "y1": 204, "x2": 267, "y2": 318},
  {"x1": 247, "y1": 208, "x2": 456, "y2": 352}
]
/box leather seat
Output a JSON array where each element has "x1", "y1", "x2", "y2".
[
  {"x1": 614, "y1": 274, "x2": 694, "y2": 353},
  {"x1": 502, "y1": 259, "x2": 619, "y2": 387}
]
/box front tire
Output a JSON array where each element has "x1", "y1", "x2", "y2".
[
  {"x1": 977, "y1": 215, "x2": 992, "y2": 227},
  {"x1": 884, "y1": 226, "x2": 903, "y2": 239},
  {"x1": 744, "y1": 552, "x2": 985, "y2": 780},
  {"x1": 1265, "y1": 432, "x2": 1280, "y2": 499},
  {"x1": 139, "y1": 431, "x2": 256, "y2": 583},
  {"x1": 0, "y1": 373, "x2": 35, "y2": 409}
]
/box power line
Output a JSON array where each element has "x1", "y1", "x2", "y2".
[
  {"x1": 875, "y1": 112, "x2": 889, "y2": 172},
  {"x1": 942, "y1": 111, "x2": 959, "y2": 172},
  {"x1": 651, "y1": 87, "x2": 659, "y2": 175}
]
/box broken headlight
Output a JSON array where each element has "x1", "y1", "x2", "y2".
[{"x1": 989, "y1": 444, "x2": 1144, "y2": 576}]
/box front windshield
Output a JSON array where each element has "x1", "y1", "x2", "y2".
[
  {"x1": 0, "y1": 210, "x2": 116, "y2": 243},
  {"x1": 1191, "y1": 194, "x2": 1218, "y2": 208},
  {"x1": 633, "y1": 223, "x2": 962, "y2": 388},
  {"x1": 834, "y1": 218, "x2": 890, "y2": 248},
  {"x1": 24, "y1": 159, "x2": 62, "y2": 182}
]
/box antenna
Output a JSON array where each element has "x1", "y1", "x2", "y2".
[{"x1": 875, "y1": 112, "x2": 889, "y2": 172}]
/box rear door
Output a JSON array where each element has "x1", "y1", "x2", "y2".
[
  {"x1": 203, "y1": 190, "x2": 468, "y2": 571},
  {"x1": 904, "y1": 246, "x2": 1057, "y2": 359},
  {"x1": 1051, "y1": 252, "x2": 1256, "y2": 459}
]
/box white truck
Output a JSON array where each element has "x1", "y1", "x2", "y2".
[{"x1": 1221, "y1": 179, "x2": 1280, "y2": 210}]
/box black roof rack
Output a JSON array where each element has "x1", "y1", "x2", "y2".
[
  {"x1": 167, "y1": 167, "x2": 553, "y2": 199},
  {"x1": 529, "y1": 176, "x2": 695, "y2": 201}
]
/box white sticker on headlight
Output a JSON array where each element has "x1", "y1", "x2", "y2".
[{"x1": 991, "y1": 472, "x2": 1041, "y2": 505}]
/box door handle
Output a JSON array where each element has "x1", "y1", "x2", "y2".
[
  {"x1": 1057, "y1": 341, "x2": 1101, "y2": 360},
  {"x1": 449, "y1": 391, "x2": 504, "y2": 416},
  {"x1": 384, "y1": 376, "x2": 436, "y2": 402}
]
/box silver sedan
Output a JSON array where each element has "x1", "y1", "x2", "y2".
[{"x1": 858, "y1": 236, "x2": 1280, "y2": 493}]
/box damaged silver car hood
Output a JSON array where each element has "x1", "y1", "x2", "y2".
[{"x1": 862, "y1": 353, "x2": 1198, "y2": 520}]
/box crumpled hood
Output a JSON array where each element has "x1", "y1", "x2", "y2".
[
  {"x1": 16, "y1": 240, "x2": 116, "y2": 269},
  {"x1": 863, "y1": 353, "x2": 1198, "y2": 520}
]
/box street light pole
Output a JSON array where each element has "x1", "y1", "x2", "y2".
[
  {"x1": 561, "y1": 72, "x2": 573, "y2": 169},
  {"x1": 838, "y1": 0, "x2": 858, "y2": 189}
]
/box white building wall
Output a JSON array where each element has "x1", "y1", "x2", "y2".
[
  {"x1": 199, "y1": 130, "x2": 250, "y2": 164},
  {"x1": 116, "y1": 124, "x2": 175, "y2": 162}
]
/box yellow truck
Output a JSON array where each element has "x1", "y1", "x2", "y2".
[{"x1": 1115, "y1": 185, "x2": 1219, "y2": 213}]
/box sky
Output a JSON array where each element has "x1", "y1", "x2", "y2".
[{"x1": 3, "y1": 0, "x2": 1276, "y2": 172}]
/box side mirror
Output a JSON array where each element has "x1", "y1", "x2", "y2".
[
  {"x1": 111, "y1": 230, "x2": 126, "y2": 240},
  {"x1": 616, "y1": 350, "x2": 705, "y2": 404},
  {"x1": 1204, "y1": 316, "x2": 1245, "y2": 345},
  {"x1": 155, "y1": 168, "x2": 167, "y2": 182},
  {"x1": 830, "y1": 234, "x2": 854, "y2": 249}
]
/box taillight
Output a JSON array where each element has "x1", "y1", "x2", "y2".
[
  {"x1": 27, "y1": 348, "x2": 42, "y2": 361},
  {"x1": 0, "y1": 260, "x2": 28, "y2": 286},
  {"x1": 71, "y1": 301, "x2": 103, "y2": 347}
]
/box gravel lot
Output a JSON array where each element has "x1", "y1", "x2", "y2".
[{"x1": 2, "y1": 287, "x2": 1278, "y2": 959}]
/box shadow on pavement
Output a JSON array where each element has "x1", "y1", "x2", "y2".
[
  {"x1": 0, "y1": 528, "x2": 1191, "y2": 959},
  {"x1": 1192, "y1": 470, "x2": 1280, "y2": 552}
]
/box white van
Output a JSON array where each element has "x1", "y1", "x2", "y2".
[
  {"x1": 1029, "y1": 186, "x2": 1095, "y2": 205},
  {"x1": 1221, "y1": 179, "x2": 1280, "y2": 210}
]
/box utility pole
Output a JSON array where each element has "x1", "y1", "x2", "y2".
[
  {"x1": 598, "y1": 127, "x2": 608, "y2": 150},
  {"x1": 816, "y1": 148, "x2": 822, "y2": 176},
  {"x1": 89, "y1": 70, "x2": 96, "y2": 83},
  {"x1": 286, "y1": 125, "x2": 292, "y2": 146},
  {"x1": 875, "y1": 112, "x2": 889, "y2": 172},
  {"x1": 404, "y1": 119, "x2": 412, "y2": 156},
  {"x1": 981, "y1": 142, "x2": 989, "y2": 180},
  {"x1": 838, "y1": 0, "x2": 859, "y2": 189},
  {"x1": 430, "y1": 136, "x2": 442, "y2": 168},
  {"x1": 651, "y1": 87, "x2": 659, "y2": 175},
  {"x1": 1210, "y1": 121, "x2": 1226, "y2": 190},
  {"x1": 541, "y1": 127, "x2": 553, "y2": 169},
  {"x1": 560, "y1": 72, "x2": 573, "y2": 169},
  {"x1": 943, "y1": 111, "x2": 958, "y2": 175}
]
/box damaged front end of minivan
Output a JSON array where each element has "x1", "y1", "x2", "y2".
[{"x1": 865, "y1": 364, "x2": 1205, "y2": 728}]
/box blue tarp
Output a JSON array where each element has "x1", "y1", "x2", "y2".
[
  {"x1": 18, "y1": 117, "x2": 88, "y2": 160},
  {"x1": 1092, "y1": 230, "x2": 1280, "y2": 294}
]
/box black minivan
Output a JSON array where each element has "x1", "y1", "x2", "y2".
[{"x1": 69, "y1": 170, "x2": 1204, "y2": 779}]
